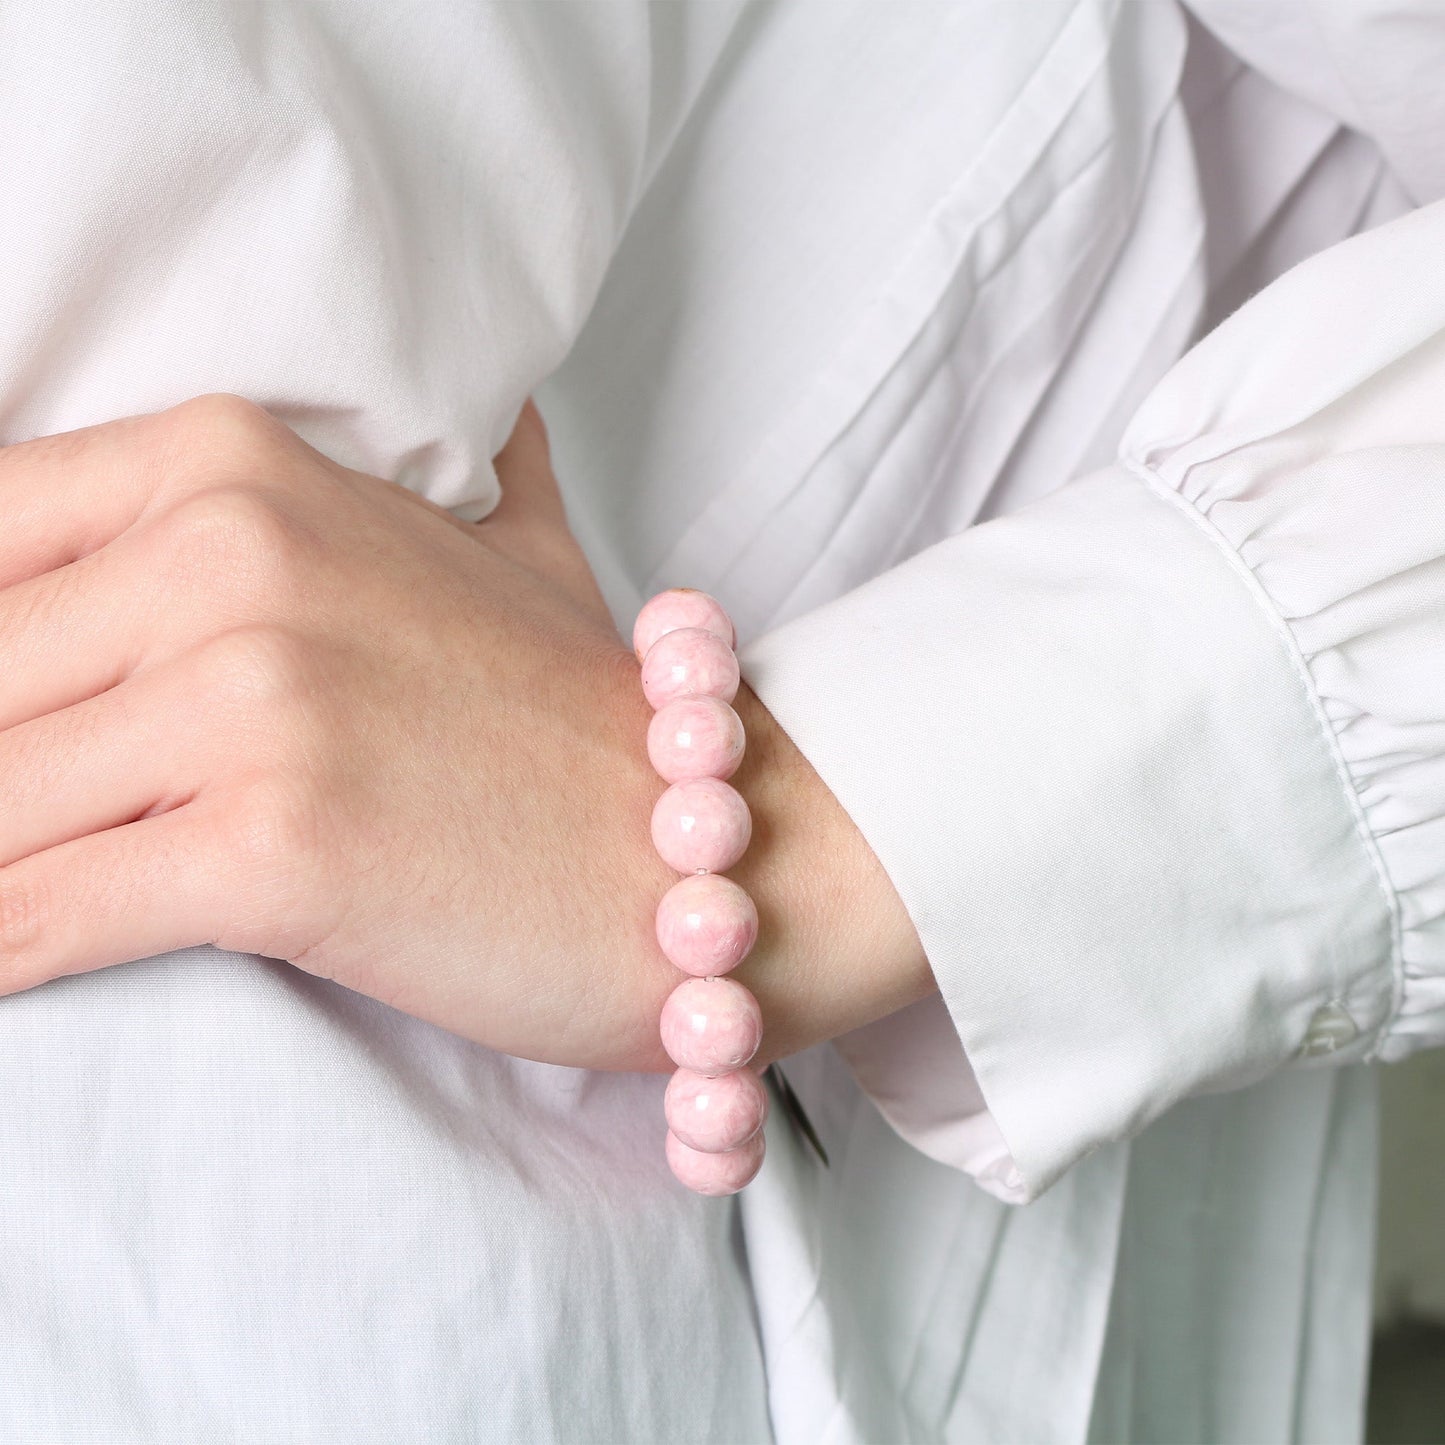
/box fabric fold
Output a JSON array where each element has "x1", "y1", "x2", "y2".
[
  {"x1": 741, "y1": 457, "x2": 1393, "y2": 1202},
  {"x1": 744, "y1": 198, "x2": 1445, "y2": 1202}
]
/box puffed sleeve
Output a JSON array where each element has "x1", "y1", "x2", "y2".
[{"x1": 738, "y1": 196, "x2": 1445, "y2": 1205}]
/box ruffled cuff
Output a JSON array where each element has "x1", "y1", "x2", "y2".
[
  {"x1": 741, "y1": 200, "x2": 1445, "y2": 1203},
  {"x1": 740, "y1": 459, "x2": 1394, "y2": 1203},
  {"x1": 1119, "y1": 208, "x2": 1445, "y2": 1069}
]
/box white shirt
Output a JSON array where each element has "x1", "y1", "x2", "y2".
[{"x1": 0, "y1": 3, "x2": 1441, "y2": 1442}]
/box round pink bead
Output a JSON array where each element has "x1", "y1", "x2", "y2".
[
  {"x1": 666, "y1": 1128, "x2": 766, "y2": 1196},
  {"x1": 665, "y1": 1066, "x2": 769, "y2": 1154},
  {"x1": 655, "y1": 873, "x2": 758, "y2": 976},
  {"x1": 640, "y1": 627, "x2": 740, "y2": 710},
  {"x1": 633, "y1": 589, "x2": 735, "y2": 663},
  {"x1": 659, "y1": 976, "x2": 763, "y2": 1075},
  {"x1": 650, "y1": 777, "x2": 751, "y2": 875},
  {"x1": 647, "y1": 696, "x2": 745, "y2": 783}
]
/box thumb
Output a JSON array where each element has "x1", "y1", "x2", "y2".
[
  {"x1": 484, "y1": 399, "x2": 568, "y2": 533},
  {"x1": 478, "y1": 399, "x2": 612, "y2": 625}
]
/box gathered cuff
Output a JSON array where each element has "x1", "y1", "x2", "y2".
[
  {"x1": 1118, "y1": 203, "x2": 1445, "y2": 1072},
  {"x1": 1133, "y1": 388, "x2": 1445, "y2": 1069},
  {"x1": 740, "y1": 459, "x2": 1394, "y2": 1202}
]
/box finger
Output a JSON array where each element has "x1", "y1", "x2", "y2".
[
  {"x1": 0, "y1": 497, "x2": 217, "y2": 732},
  {"x1": 0, "y1": 462, "x2": 314, "y2": 734},
  {"x1": 482, "y1": 398, "x2": 568, "y2": 533},
  {"x1": 0, "y1": 803, "x2": 231, "y2": 997},
  {"x1": 0, "y1": 646, "x2": 225, "y2": 868},
  {"x1": 0, "y1": 408, "x2": 171, "y2": 589},
  {"x1": 0, "y1": 531, "x2": 155, "y2": 730},
  {"x1": 478, "y1": 401, "x2": 614, "y2": 623},
  {"x1": 0, "y1": 392, "x2": 286, "y2": 591}
]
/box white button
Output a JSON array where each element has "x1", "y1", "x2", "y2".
[{"x1": 1296, "y1": 1002, "x2": 1358, "y2": 1058}]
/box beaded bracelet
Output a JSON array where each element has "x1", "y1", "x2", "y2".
[{"x1": 634, "y1": 588, "x2": 769, "y2": 1197}]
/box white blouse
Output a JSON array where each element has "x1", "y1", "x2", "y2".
[{"x1": 0, "y1": 3, "x2": 1441, "y2": 1443}]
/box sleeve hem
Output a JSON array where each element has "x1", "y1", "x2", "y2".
[
  {"x1": 1119, "y1": 454, "x2": 1407, "y2": 1063},
  {"x1": 739, "y1": 458, "x2": 1396, "y2": 1202}
]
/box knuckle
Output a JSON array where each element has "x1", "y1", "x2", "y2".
[
  {"x1": 198, "y1": 624, "x2": 313, "y2": 712},
  {"x1": 159, "y1": 484, "x2": 305, "y2": 594},
  {"x1": 151, "y1": 394, "x2": 305, "y2": 515},
  {"x1": 207, "y1": 781, "x2": 320, "y2": 963},
  {"x1": 165, "y1": 392, "x2": 288, "y2": 459},
  {"x1": 226, "y1": 776, "x2": 319, "y2": 881}
]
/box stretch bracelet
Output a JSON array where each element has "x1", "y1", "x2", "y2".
[{"x1": 634, "y1": 589, "x2": 769, "y2": 1197}]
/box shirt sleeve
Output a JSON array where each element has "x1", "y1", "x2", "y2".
[{"x1": 738, "y1": 195, "x2": 1445, "y2": 1205}]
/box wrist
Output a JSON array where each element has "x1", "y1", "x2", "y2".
[
  {"x1": 726, "y1": 678, "x2": 936, "y2": 1065},
  {"x1": 596, "y1": 642, "x2": 696, "y2": 1073},
  {"x1": 604, "y1": 650, "x2": 936, "y2": 1076}
]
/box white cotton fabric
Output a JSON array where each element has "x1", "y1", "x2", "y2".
[
  {"x1": 0, "y1": 2, "x2": 1442, "y2": 1443},
  {"x1": 748, "y1": 200, "x2": 1445, "y2": 1203},
  {"x1": 0, "y1": 6, "x2": 774, "y2": 1443}
]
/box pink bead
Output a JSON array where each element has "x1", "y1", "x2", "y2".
[
  {"x1": 659, "y1": 976, "x2": 763, "y2": 1075},
  {"x1": 650, "y1": 777, "x2": 751, "y2": 875},
  {"x1": 633, "y1": 589, "x2": 735, "y2": 663},
  {"x1": 640, "y1": 627, "x2": 740, "y2": 710},
  {"x1": 655, "y1": 873, "x2": 758, "y2": 976},
  {"x1": 647, "y1": 696, "x2": 745, "y2": 783},
  {"x1": 665, "y1": 1066, "x2": 769, "y2": 1154},
  {"x1": 666, "y1": 1128, "x2": 766, "y2": 1196}
]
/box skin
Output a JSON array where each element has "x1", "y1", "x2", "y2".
[{"x1": 0, "y1": 392, "x2": 935, "y2": 1073}]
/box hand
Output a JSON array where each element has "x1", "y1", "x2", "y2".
[{"x1": 0, "y1": 394, "x2": 933, "y2": 1070}]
